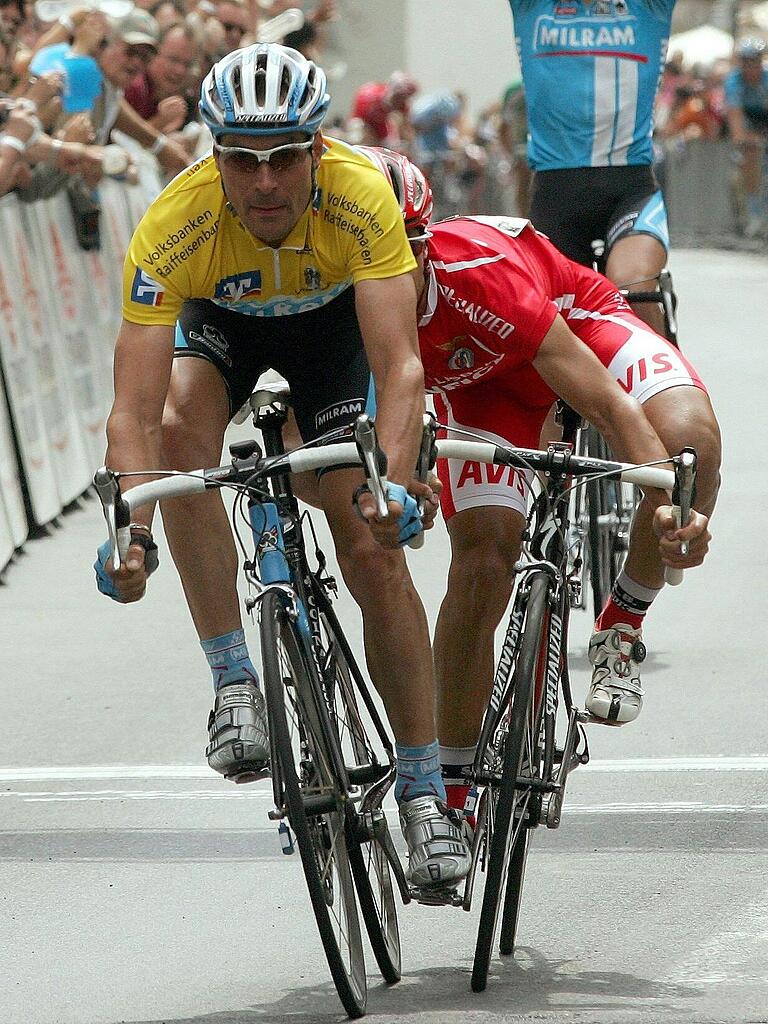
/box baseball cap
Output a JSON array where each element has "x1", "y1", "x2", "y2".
[
  {"x1": 736, "y1": 37, "x2": 766, "y2": 60},
  {"x1": 113, "y1": 8, "x2": 159, "y2": 48}
]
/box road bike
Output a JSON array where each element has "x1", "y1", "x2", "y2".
[
  {"x1": 426, "y1": 424, "x2": 696, "y2": 992},
  {"x1": 95, "y1": 385, "x2": 412, "y2": 1019}
]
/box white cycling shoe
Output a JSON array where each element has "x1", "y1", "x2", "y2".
[
  {"x1": 586, "y1": 622, "x2": 646, "y2": 724},
  {"x1": 206, "y1": 681, "x2": 270, "y2": 782},
  {"x1": 399, "y1": 795, "x2": 472, "y2": 890}
]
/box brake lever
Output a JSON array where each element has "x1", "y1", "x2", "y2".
[
  {"x1": 664, "y1": 447, "x2": 697, "y2": 587},
  {"x1": 410, "y1": 413, "x2": 438, "y2": 551},
  {"x1": 93, "y1": 467, "x2": 131, "y2": 570},
  {"x1": 354, "y1": 414, "x2": 389, "y2": 519}
]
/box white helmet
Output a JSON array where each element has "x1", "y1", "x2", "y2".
[{"x1": 199, "y1": 43, "x2": 330, "y2": 140}]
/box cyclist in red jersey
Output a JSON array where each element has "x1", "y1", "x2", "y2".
[
  {"x1": 350, "y1": 71, "x2": 418, "y2": 149},
  {"x1": 358, "y1": 148, "x2": 721, "y2": 818}
]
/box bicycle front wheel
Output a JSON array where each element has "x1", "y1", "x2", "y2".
[
  {"x1": 585, "y1": 425, "x2": 622, "y2": 619},
  {"x1": 261, "y1": 592, "x2": 367, "y2": 1018},
  {"x1": 472, "y1": 574, "x2": 549, "y2": 993},
  {"x1": 316, "y1": 598, "x2": 402, "y2": 984}
]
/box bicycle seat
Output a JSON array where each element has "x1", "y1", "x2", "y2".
[{"x1": 232, "y1": 372, "x2": 292, "y2": 424}]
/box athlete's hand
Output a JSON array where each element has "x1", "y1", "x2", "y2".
[
  {"x1": 653, "y1": 506, "x2": 710, "y2": 569},
  {"x1": 94, "y1": 532, "x2": 159, "y2": 603},
  {"x1": 409, "y1": 472, "x2": 441, "y2": 531},
  {"x1": 355, "y1": 483, "x2": 423, "y2": 549}
]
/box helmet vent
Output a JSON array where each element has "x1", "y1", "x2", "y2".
[{"x1": 231, "y1": 65, "x2": 243, "y2": 107}]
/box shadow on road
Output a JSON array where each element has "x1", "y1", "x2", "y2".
[{"x1": 120, "y1": 946, "x2": 703, "y2": 1024}]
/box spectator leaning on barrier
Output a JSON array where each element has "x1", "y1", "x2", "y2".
[
  {"x1": 30, "y1": 9, "x2": 109, "y2": 115},
  {"x1": 724, "y1": 37, "x2": 768, "y2": 238},
  {"x1": 89, "y1": 10, "x2": 191, "y2": 177},
  {"x1": 124, "y1": 22, "x2": 200, "y2": 131},
  {"x1": 0, "y1": 70, "x2": 106, "y2": 199}
]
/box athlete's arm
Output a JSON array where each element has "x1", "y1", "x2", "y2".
[
  {"x1": 101, "y1": 320, "x2": 175, "y2": 601},
  {"x1": 106, "y1": 318, "x2": 175, "y2": 497},
  {"x1": 354, "y1": 274, "x2": 424, "y2": 484},
  {"x1": 532, "y1": 314, "x2": 671, "y2": 507},
  {"x1": 354, "y1": 274, "x2": 425, "y2": 545}
]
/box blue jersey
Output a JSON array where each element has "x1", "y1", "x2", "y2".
[
  {"x1": 509, "y1": 0, "x2": 675, "y2": 170},
  {"x1": 724, "y1": 67, "x2": 768, "y2": 132}
]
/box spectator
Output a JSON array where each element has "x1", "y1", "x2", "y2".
[
  {"x1": 149, "y1": 0, "x2": 186, "y2": 33},
  {"x1": 97, "y1": 11, "x2": 192, "y2": 176},
  {"x1": 662, "y1": 80, "x2": 721, "y2": 142},
  {"x1": 724, "y1": 37, "x2": 768, "y2": 237},
  {"x1": 124, "y1": 22, "x2": 200, "y2": 130},
  {"x1": 30, "y1": 9, "x2": 109, "y2": 115},
  {"x1": 497, "y1": 77, "x2": 530, "y2": 215},
  {"x1": 213, "y1": 0, "x2": 250, "y2": 54},
  {"x1": 350, "y1": 69, "x2": 418, "y2": 150}
]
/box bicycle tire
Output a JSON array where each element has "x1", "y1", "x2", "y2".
[
  {"x1": 260, "y1": 592, "x2": 367, "y2": 1019},
  {"x1": 316, "y1": 601, "x2": 402, "y2": 984},
  {"x1": 585, "y1": 426, "x2": 622, "y2": 620},
  {"x1": 472, "y1": 574, "x2": 549, "y2": 993}
]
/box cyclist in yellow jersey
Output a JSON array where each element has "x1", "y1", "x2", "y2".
[{"x1": 95, "y1": 44, "x2": 472, "y2": 892}]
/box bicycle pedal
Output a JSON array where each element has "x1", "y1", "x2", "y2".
[
  {"x1": 577, "y1": 711, "x2": 624, "y2": 729},
  {"x1": 226, "y1": 762, "x2": 271, "y2": 784},
  {"x1": 408, "y1": 885, "x2": 464, "y2": 908}
]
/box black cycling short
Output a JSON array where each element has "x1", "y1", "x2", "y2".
[
  {"x1": 174, "y1": 286, "x2": 374, "y2": 446},
  {"x1": 528, "y1": 165, "x2": 670, "y2": 267}
]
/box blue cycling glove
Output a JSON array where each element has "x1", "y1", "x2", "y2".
[
  {"x1": 386, "y1": 482, "x2": 423, "y2": 547},
  {"x1": 94, "y1": 532, "x2": 159, "y2": 602}
]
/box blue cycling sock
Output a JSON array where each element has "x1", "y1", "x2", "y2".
[
  {"x1": 201, "y1": 629, "x2": 259, "y2": 692},
  {"x1": 395, "y1": 740, "x2": 446, "y2": 804}
]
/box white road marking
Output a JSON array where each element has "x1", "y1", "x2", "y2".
[
  {"x1": 1, "y1": 756, "x2": 767, "y2": 785},
  {"x1": 1, "y1": 791, "x2": 767, "y2": 815}
]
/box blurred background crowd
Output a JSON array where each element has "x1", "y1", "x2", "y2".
[{"x1": 1, "y1": 0, "x2": 767, "y2": 240}]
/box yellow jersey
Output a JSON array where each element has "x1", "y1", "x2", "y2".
[{"x1": 122, "y1": 136, "x2": 417, "y2": 326}]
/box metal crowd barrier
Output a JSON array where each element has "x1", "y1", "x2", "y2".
[{"x1": 0, "y1": 147, "x2": 163, "y2": 575}]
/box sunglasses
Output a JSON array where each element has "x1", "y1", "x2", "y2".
[{"x1": 213, "y1": 138, "x2": 314, "y2": 173}]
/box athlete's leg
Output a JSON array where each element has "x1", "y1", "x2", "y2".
[
  {"x1": 605, "y1": 233, "x2": 667, "y2": 336},
  {"x1": 160, "y1": 354, "x2": 268, "y2": 778},
  {"x1": 622, "y1": 385, "x2": 721, "y2": 589},
  {"x1": 435, "y1": 506, "x2": 526, "y2": 749},
  {"x1": 318, "y1": 466, "x2": 437, "y2": 747},
  {"x1": 160, "y1": 355, "x2": 241, "y2": 638},
  {"x1": 587, "y1": 383, "x2": 721, "y2": 723}
]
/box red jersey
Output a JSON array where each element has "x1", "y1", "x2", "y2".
[{"x1": 419, "y1": 216, "x2": 632, "y2": 405}]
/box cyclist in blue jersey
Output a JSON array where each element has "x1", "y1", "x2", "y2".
[
  {"x1": 508, "y1": 0, "x2": 676, "y2": 335},
  {"x1": 724, "y1": 38, "x2": 768, "y2": 238}
]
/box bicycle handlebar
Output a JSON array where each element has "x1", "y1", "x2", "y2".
[{"x1": 95, "y1": 431, "x2": 695, "y2": 579}]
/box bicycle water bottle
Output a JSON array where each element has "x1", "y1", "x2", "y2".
[{"x1": 249, "y1": 502, "x2": 290, "y2": 584}]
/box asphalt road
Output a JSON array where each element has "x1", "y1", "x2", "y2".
[{"x1": 1, "y1": 248, "x2": 766, "y2": 1024}]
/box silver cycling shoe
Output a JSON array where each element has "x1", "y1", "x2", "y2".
[
  {"x1": 399, "y1": 795, "x2": 472, "y2": 891},
  {"x1": 206, "y1": 682, "x2": 270, "y2": 783}
]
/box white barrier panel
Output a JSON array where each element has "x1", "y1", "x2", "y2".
[
  {"x1": 0, "y1": 483, "x2": 12, "y2": 573},
  {"x1": 0, "y1": 376, "x2": 27, "y2": 551},
  {"x1": 32, "y1": 195, "x2": 112, "y2": 469},
  {"x1": 20, "y1": 201, "x2": 92, "y2": 506},
  {"x1": 0, "y1": 160, "x2": 168, "y2": 546},
  {"x1": 0, "y1": 197, "x2": 61, "y2": 526}
]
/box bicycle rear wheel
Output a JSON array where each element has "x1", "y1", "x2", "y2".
[
  {"x1": 261, "y1": 592, "x2": 367, "y2": 1018},
  {"x1": 316, "y1": 598, "x2": 402, "y2": 984},
  {"x1": 472, "y1": 574, "x2": 549, "y2": 993}
]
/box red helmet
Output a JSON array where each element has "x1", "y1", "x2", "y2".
[{"x1": 357, "y1": 145, "x2": 433, "y2": 239}]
